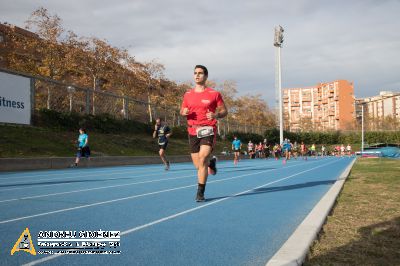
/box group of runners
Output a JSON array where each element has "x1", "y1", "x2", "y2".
[
  {"x1": 70, "y1": 65, "x2": 226, "y2": 203},
  {"x1": 229, "y1": 138, "x2": 353, "y2": 163},
  {"x1": 153, "y1": 65, "x2": 227, "y2": 202},
  {"x1": 69, "y1": 64, "x2": 353, "y2": 203}
]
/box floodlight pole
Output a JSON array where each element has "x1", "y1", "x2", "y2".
[
  {"x1": 361, "y1": 104, "x2": 364, "y2": 153},
  {"x1": 277, "y1": 47, "x2": 283, "y2": 144},
  {"x1": 274, "y1": 26, "x2": 284, "y2": 145}
]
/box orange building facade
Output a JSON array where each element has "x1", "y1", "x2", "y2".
[{"x1": 283, "y1": 80, "x2": 355, "y2": 131}]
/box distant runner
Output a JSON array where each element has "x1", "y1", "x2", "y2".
[
  {"x1": 70, "y1": 128, "x2": 90, "y2": 167},
  {"x1": 232, "y1": 136, "x2": 242, "y2": 165},
  {"x1": 153, "y1": 117, "x2": 172, "y2": 170}
]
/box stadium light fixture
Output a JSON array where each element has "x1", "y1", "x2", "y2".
[{"x1": 274, "y1": 25, "x2": 284, "y2": 144}]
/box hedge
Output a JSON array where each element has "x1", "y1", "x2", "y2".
[
  {"x1": 33, "y1": 109, "x2": 152, "y2": 134},
  {"x1": 31, "y1": 109, "x2": 400, "y2": 144}
]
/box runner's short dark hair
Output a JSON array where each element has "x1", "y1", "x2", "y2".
[{"x1": 195, "y1": 65, "x2": 208, "y2": 76}]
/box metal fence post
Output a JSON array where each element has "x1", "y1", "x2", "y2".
[
  {"x1": 30, "y1": 77, "x2": 36, "y2": 125},
  {"x1": 85, "y1": 89, "x2": 90, "y2": 115},
  {"x1": 123, "y1": 97, "x2": 129, "y2": 119},
  {"x1": 164, "y1": 105, "x2": 167, "y2": 124}
]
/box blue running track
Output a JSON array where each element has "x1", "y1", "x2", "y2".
[{"x1": 0, "y1": 156, "x2": 355, "y2": 266}]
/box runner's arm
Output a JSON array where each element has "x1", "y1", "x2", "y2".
[
  {"x1": 216, "y1": 102, "x2": 228, "y2": 118},
  {"x1": 207, "y1": 102, "x2": 228, "y2": 120},
  {"x1": 83, "y1": 136, "x2": 88, "y2": 147},
  {"x1": 180, "y1": 97, "x2": 189, "y2": 116},
  {"x1": 153, "y1": 124, "x2": 158, "y2": 138},
  {"x1": 166, "y1": 128, "x2": 172, "y2": 138}
]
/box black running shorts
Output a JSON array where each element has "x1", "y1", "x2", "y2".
[
  {"x1": 158, "y1": 142, "x2": 168, "y2": 150},
  {"x1": 77, "y1": 146, "x2": 91, "y2": 158},
  {"x1": 189, "y1": 135, "x2": 215, "y2": 153}
]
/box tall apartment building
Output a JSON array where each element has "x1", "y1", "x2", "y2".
[
  {"x1": 283, "y1": 80, "x2": 355, "y2": 131},
  {"x1": 357, "y1": 91, "x2": 400, "y2": 122}
]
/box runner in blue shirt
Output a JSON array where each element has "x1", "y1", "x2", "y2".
[
  {"x1": 71, "y1": 128, "x2": 90, "y2": 167},
  {"x1": 282, "y1": 138, "x2": 292, "y2": 162},
  {"x1": 232, "y1": 136, "x2": 242, "y2": 165}
]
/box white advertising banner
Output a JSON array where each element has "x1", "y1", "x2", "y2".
[{"x1": 0, "y1": 72, "x2": 31, "y2": 125}]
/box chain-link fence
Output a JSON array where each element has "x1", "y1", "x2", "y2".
[
  {"x1": 34, "y1": 77, "x2": 160, "y2": 124},
  {"x1": 1, "y1": 68, "x2": 269, "y2": 135}
]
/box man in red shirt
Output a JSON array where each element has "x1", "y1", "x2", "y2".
[{"x1": 180, "y1": 65, "x2": 228, "y2": 202}]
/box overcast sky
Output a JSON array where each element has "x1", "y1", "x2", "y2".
[{"x1": 1, "y1": 0, "x2": 400, "y2": 107}]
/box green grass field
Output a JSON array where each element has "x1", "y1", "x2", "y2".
[
  {"x1": 0, "y1": 125, "x2": 232, "y2": 158},
  {"x1": 305, "y1": 158, "x2": 400, "y2": 265}
]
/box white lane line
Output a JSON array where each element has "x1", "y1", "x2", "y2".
[
  {"x1": 0, "y1": 167, "x2": 195, "y2": 186},
  {"x1": 0, "y1": 158, "x2": 274, "y2": 184},
  {"x1": 120, "y1": 159, "x2": 340, "y2": 235},
  {"x1": 0, "y1": 162, "x2": 198, "y2": 180},
  {"x1": 0, "y1": 158, "x2": 284, "y2": 192},
  {"x1": 0, "y1": 158, "x2": 275, "y2": 181},
  {"x1": 0, "y1": 160, "x2": 274, "y2": 199},
  {"x1": 0, "y1": 174, "x2": 195, "y2": 203},
  {"x1": 0, "y1": 167, "x2": 199, "y2": 192},
  {"x1": 22, "y1": 158, "x2": 342, "y2": 266},
  {"x1": 0, "y1": 164, "x2": 179, "y2": 179},
  {"x1": 0, "y1": 159, "x2": 319, "y2": 225},
  {"x1": 1, "y1": 157, "x2": 260, "y2": 180}
]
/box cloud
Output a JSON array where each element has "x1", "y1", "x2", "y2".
[{"x1": 1, "y1": 0, "x2": 399, "y2": 106}]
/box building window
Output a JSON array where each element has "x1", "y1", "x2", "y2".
[{"x1": 0, "y1": 33, "x2": 4, "y2": 43}]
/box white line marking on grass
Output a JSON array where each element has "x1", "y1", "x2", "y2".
[{"x1": 22, "y1": 158, "x2": 341, "y2": 266}]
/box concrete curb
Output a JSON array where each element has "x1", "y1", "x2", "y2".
[
  {"x1": 0, "y1": 154, "x2": 234, "y2": 172},
  {"x1": 266, "y1": 158, "x2": 357, "y2": 266}
]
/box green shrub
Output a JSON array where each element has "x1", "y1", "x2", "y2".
[
  {"x1": 170, "y1": 126, "x2": 188, "y2": 139},
  {"x1": 33, "y1": 109, "x2": 152, "y2": 134},
  {"x1": 226, "y1": 131, "x2": 264, "y2": 144},
  {"x1": 262, "y1": 128, "x2": 399, "y2": 145}
]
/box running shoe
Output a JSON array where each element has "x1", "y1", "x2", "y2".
[
  {"x1": 165, "y1": 161, "x2": 170, "y2": 171},
  {"x1": 208, "y1": 156, "x2": 217, "y2": 175},
  {"x1": 196, "y1": 189, "x2": 205, "y2": 202}
]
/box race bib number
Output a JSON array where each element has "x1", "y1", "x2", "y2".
[{"x1": 196, "y1": 126, "x2": 214, "y2": 138}]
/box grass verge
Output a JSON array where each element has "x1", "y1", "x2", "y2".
[
  {"x1": 0, "y1": 125, "x2": 231, "y2": 158},
  {"x1": 305, "y1": 158, "x2": 400, "y2": 265}
]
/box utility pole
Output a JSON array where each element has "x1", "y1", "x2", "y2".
[
  {"x1": 361, "y1": 104, "x2": 364, "y2": 153},
  {"x1": 274, "y1": 25, "x2": 284, "y2": 144}
]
